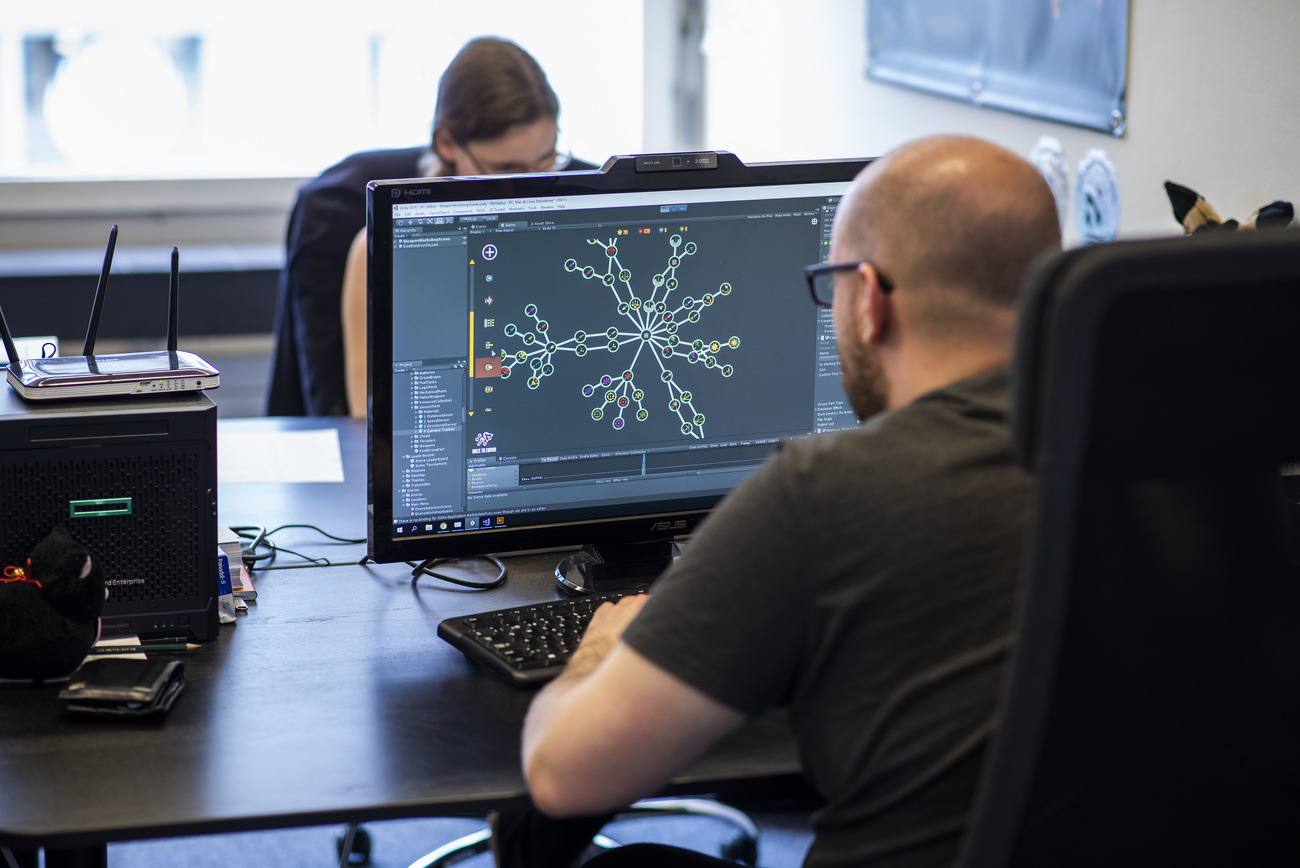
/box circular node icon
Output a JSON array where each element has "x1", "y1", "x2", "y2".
[
  {"x1": 515, "y1": 350, "x2": 527, "y2": 362},
  {"x1": 703, "y1": 294, "x2": 714, "y2": 305},
  {"x1": 667, "y1": 323, "x2": 678, "y2": 334},
  {"x1": 688, "y1": 351, "x2": 698, "y2": 363},
  {"x1": 685, "y1": 242, "x2": 697, "y2": 255},
  {"x1": 617, "y1": 396, "x2": 629, "y2": 408},
  {"x1": 656, "y1": 302, "x2": 666, "y2": 312},
  {"x1": 661, "y1": 370, "x2": 673, "y2": 382},
  {"x1": 603, "y1": 273, "x2": 615, "y2": 287},
  {"x1": 668, "y1": 335, "x2": 680, "y2": 346},
  {"x1": 504, "y1": 323, "x2": 518, "y2": 337},
  {"x1": 680, "y1": 391, "x2": 693, "y2": 403},
  {"x1": 618, "y1": 302, "x2": 629, "y2": 314},
  {"x1": 524, "y1": 304, "x2": 537, "y2": 316},
  {"x1": 636, "y1": 409, "x2": 648, "y2": 421},
  {"x1": 669, "y1": 399, "x2": 680, "y2": 411},
  {"x1": 630, "y1": 298, "x2": 642, "y2": 310},
  {"x1": 632, "y1": 389, "x2": 644, "y2": 401},
  {"x1": 542, "y1": 364, "x2": 554, "y2": 376},
  {"x1": 729, "y1": 336, "x2": 740, "y2": 348},
  {"x1": 600, "y1": 374, "x2": 613, "y2": 386},
  {"x1": 662, "y1": 346, "x2": 673, "y2": 357},
  {"x1": 682, "y1": 423, "x2": 692, "y2": 434},
  {"x1": 705, "y1": 356, "x2": 716, "y2": 368},
  {"x1": 692, "y1": 339, "x2": 704, "y2": 351},
  {"x1": 576, "y1": 344, "x2": 588, "y2": 356},
  {"x1": 592, "y1": 408, "x2": 604, "y2": 420},
  {"x1": 582, "y1": 385, "x2": 596, "y2": 397},
  {"x1": 564, "y1": 259, "x2": 578, "y2": 272},
  {"x1": 670, "y1": 234, "x2": 682, "y2": 246},
  {"x1": 605, "y1": 390, "x2": 617, "y2": 403},
  {"x1": 606, "y1": 246, "x2": 617, "y2": 256},
  {"x1": 666, "y1": 278, "x2": 678, "y2": 290},
  {"x1": 722, "y1": 365, "x2": 734, "y2": 377},
  {"x1": 719, "y1": 282, "x2": 731, "y2": 294},
  {"x1": 537, "y1": 321, "x2": 548, "y2": 332},
  {"x1": 623, "y1": 370, "x2": 634, "y2": 381},
  {"x1": 574, "y1": 330, "x2": 587, "y2": 342},
  {"x1": 619, "y1": 269, "x2": 631, "y2": 282},
  {"x1": 583, "y1": 267, "x2": 595, "y2": 278},
  {"x1": 613, "y1": 418, "x2": 624, "y2": 429},
  {"x1": 546, "y1": 342, "x2": 557, "y2": 353},
  {"x1": 482, "y1": 244, "x2": 498, "y2": 261},
  {"x1": 710, "y1": 341, "x2": 721, "y2": 353},
  {"x1": 669, "y1": 256, "x2": 680, "y2": 268},
  {"x1": 652, "y1": 274, "x2": 665, "y2": 287},
  {"x1": 683, "y1": 297, "x2": 695, "y2": 308},
  {"x1": 662, "y1": 312, "x2": 674, "y2": 323},
  {"x1": 606, "y1": 327, "x2": 619, "y2": 340},
  {"x1": 528, "y1": 377, "x2": 540, "y2": 389},
  {"x1": 641, "y1": 330, "x2": 651, "y2": 341},
  {"x1": 529, "y1": 358, "x2": 543, "y2": 371},
  {"x1": 693, "y1": 414, "x2": 705, "y2": 425},
  {"x1": 607, "y1": 340, "x2": 619, "y2": 351},
  {"x1": 523, "y1": 332, "x2": 536, "y2": 344},
  {"x1": 689, "y1": 311, "x2": 701, "y2": 323},
  {"x1": 500, "y1": 367, "x2": 511, "y2": 379}
]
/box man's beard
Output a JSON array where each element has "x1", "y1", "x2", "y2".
[{"x1": 839, "y1": 327, "x2": 889, "y2": 421}]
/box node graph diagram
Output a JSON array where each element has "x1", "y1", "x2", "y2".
[{"x1": 498, "y1": 235, "x2": 739, "y2": 439}]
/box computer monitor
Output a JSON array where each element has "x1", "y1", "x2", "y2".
[{"x1": 367, "y1": 152, "x2": 870, "y2": 588}]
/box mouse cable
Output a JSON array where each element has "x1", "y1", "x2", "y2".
[
  {"x1": 406, "y1": 555, "x2": 507, "y2": 590},
  {"x1": 230, "y1": 523, "x2": 365, "y2": 572}
]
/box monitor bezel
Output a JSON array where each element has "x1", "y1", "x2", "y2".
[{"x1": 367, "y1": 152, "x2": 871, "y2": 564}]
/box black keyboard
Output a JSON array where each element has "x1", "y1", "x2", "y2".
[{"x1": 437, "y1": 589, "x2": 646, "y2": 686}]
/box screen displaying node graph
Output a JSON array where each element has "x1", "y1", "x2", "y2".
[{"x1": 470, "y1": 210, "x2": 821, "y2": 458}]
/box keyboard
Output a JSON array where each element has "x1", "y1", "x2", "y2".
[{"x1": 437, "y1": 589, "x2": 646, "y2": 686}]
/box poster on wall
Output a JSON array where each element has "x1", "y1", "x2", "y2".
[{"x1": 866, "y1": 0, "x2": 1129, "y2": 135}]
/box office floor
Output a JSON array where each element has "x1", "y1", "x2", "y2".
[
  {"x1": 89, "y1": 336, "x2": 816, "y2": 867},
  {"x1": 107, "y1": 810, "x2": 815, "y2": 867}
]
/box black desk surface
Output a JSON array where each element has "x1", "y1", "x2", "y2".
[{"x1": 0, "y1": 417, "x2": 801, "y2": 850}]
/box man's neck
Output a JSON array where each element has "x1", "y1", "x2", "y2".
[{"x1": 883, "y1": 340, "x2": 1011, "y2": 410}]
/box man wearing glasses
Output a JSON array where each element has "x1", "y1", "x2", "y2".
[{"x1": 516, "y1": 136, "x2": 1062, "y2": 868}]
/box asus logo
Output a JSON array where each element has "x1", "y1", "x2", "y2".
[{"x1": 650, "y1": 519, "x2": 688, "y2": 532}]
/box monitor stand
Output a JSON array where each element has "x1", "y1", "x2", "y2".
[{"x1": 555, "y1": 540, "x2": 674, "y2": 597}]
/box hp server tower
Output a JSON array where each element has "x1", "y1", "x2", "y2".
[{"x1": 0, "y1": 389, "x2": 218, "y2": 641}]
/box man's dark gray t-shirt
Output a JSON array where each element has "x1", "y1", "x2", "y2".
[{"x1": 623, "y1": 366, "x2": 1032, "y2": 868}]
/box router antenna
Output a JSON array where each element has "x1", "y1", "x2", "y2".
[
  {"x1": 82, "y1": 224, "x2": 118, "y2": 357},
  {"x1": 167, "y1": 246, "x2": 179, "y2": 354},
  {"x1": 0, "y1": 301, "x2": 21, "y2": 372}
]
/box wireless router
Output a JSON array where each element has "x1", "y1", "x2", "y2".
[{"x1": 0, "y1": 225, "x2": 220, "y2": 401}]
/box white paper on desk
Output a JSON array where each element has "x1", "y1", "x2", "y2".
[{"x1": 219, "y1": 429, "x2": 345, "y2": 484}]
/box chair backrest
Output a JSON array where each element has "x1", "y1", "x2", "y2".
[{"x1": 960, "y1": 230, "x2": 1300, "y2": 867}]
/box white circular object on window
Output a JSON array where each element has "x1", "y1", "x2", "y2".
[{"x1": 1074, "y1": 148, "x2": 1121, "y2": 245}]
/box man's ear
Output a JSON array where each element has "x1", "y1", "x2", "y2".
[{"x1": 858, "y1": 262, "x2": 892, "y2": 345}]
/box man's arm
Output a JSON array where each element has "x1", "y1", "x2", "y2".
[{"x1": 522, "y1": 595, "x2": 746, "y2": 818}]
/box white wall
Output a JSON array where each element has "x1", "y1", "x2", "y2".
[{"x1": 702, "y1": 0, "x2": 1300, "y2": 243}]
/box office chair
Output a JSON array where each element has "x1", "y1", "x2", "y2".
[{"x1": 959, "y1": 229, "x2": 1300, "y2": 867}]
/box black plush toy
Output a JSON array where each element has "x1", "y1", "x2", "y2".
[{"x1": 0, "y1": 527, "x2": 106, "y2": 681}]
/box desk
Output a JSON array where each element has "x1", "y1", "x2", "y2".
[{"x1": 0, "y1": 417, "x2": 802, "y2": 866}]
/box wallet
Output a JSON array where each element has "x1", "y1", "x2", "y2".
[{"x1": 58, "y1": 657, "x2": 185, "y2": 719}]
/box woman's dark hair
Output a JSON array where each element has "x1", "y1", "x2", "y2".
[{"x1": 433, "y1": 37, "x2": 560, "y2": 146}]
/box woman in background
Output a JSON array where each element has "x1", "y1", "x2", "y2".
[{"x1": 268, "y1": 37, "x2": 594, "y2": 418}]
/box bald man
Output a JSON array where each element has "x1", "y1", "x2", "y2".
[{"x1": 517, "y1": 136, "x2": 1062, "y2": 868}]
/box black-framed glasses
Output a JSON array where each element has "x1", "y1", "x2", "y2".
[
  {"x1": 803, "y1": 260, "x2": 895, "y2": 308},
  {"x1": 459, "y1": 138, "x2": 567, "y2": 175}
]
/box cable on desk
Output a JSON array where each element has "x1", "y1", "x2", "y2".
[
  {"x1": 407, "y1": 555, "x2": 507, "y2": 590},
  {"x1": 231, "y1": 524, "x2": 367, "y2": 572}
]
